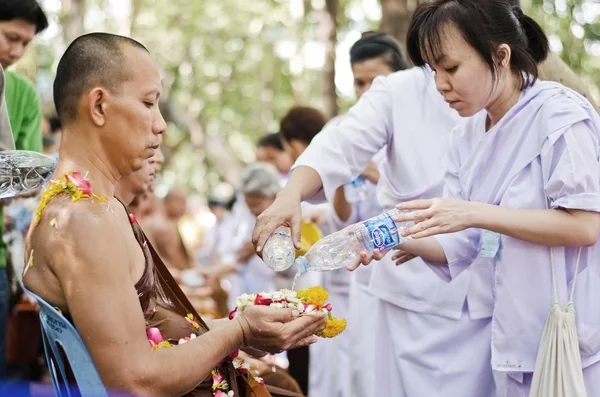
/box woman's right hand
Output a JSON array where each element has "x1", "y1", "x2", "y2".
[
  {"x1": 235, "y1": 305, "x2": 327, "y2": 354},
  {"x1": 252, "y1": 191, "x2": 303, "y2": 256}
]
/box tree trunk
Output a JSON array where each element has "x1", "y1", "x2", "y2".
[
  {"x1": 379, "y1": 0, "x2": 411, "y2": 47},
  {"x1": 129, "y1": 0, "x2": 144, "y2": 36},
  {"x1": 61, "y1": 0, "x2": 86, "y2": 45},
  {"x1": 320, "y1": 0, "x2": 339, "y2": 119}
]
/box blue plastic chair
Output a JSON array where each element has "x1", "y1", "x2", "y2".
[{"x1": 24, "y1": 288, "x2": 108, "y2": 397}]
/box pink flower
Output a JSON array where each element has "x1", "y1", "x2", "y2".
[
  {"x1": 254, "y1": 294, "x2": 273, "y2": 306},
  {"x1": 68, "y1": 172, "x2": 92, "y2": 196},
  {"x1": 146, "y1": 327, "x2": 164, "y2": 345},
  {"x1": 228, "y1": 308, "x2": 237, "y2": 320},
  {"x1": 214, "y1": 391, "x2": 233, "y2": 397},
  {"x1": 324, "y1": 303, "x2": 332, "y2": 312},
  {"x1": 129, "y1": 213, "x2": 137, "y2": 224},
  {"x1": 212, "y1": 371, "x2": 225, "y2": 385},
  {"x1": 229, "y1": 350, "x2": 239, "y2": 360}
]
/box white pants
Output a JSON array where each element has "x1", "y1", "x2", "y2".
[
  {"x1": 496, "y1": 359, "x2": 600, "y2": 397},
  {"x1": 308, "y1": 288, "x2": 350, "y2": 397},
  {"x1": 374, "y1": 298, "x2": 496, "y2": 397},
  {"x1": 348, "y1": 281, "x2": 378, "y2": 397}
]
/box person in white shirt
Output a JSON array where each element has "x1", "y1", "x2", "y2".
[
  {"x1": 253, "y1": 54, "x2": 496, "y2": 397},
  {"x1": 310, "y1": 31, "x2": 408, "y2": 397}
]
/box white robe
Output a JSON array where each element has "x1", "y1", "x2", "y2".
[
  {"x1": 431, "y1": 81, "x2": 600, "y2": 395},
  {"x1": 294, "y1": 67, "x2": 495, "y2": 395}
]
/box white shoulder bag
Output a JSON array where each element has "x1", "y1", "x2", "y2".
[{"x1": 529, "y1": 112, "x2": 587, "y2": 396}]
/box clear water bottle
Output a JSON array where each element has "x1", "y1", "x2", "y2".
[
  {"x1": 294, "y1": 208, "x2": 414, "y2": 272},
  {"x1": 262, "y1": 226, "x2": 296, "y2": 271},
  {"x1": 343, "y1": 175, "x2": 368, "y2": 203},
  {"x1": 0, "y1": 150, "x2": 56, "y2": 198}
]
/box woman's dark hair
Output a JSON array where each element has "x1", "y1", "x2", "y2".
[
  {"x1": 350, "y1": 32, "x2": 408, "y2": 72},
  {"x1": 406, "y1": 0, "x2": 549, "y2": 90},
  {"x1": 279, "y1": 106, "x2": 327, "y2": 146}
]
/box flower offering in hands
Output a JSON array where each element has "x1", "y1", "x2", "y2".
[{"x1": 229, "y1": 286, "x2": 347, "y2": 338}]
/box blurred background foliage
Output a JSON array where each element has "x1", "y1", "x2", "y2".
[{"x1": 10, "y1": 0, "x2": 599, "y2": 198}]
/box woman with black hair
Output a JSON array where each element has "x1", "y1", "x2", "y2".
[
  {"x1": 254, "y1": 29, "x2": 496, "y2": 397},
  {"x1": 388, "y1": 0, "x2": 600, "y2": 395}
]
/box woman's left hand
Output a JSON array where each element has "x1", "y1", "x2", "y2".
[{"x1": 394, "y1": 198, "x2": 478, "y2": 239}]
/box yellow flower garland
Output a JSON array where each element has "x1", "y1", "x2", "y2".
[{"x1": 34, "y1": 171, "x2": 108, "y2": 226}]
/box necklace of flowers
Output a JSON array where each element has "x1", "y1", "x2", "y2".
[
  {"x1": 34, "y1": 171, "x2": 108, "y2": 226},
  {"x1": 146, "y1": 313, "x2": 264, "y2": 397}
]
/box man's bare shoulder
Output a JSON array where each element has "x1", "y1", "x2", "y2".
[{"x1": 29, "y1": 196, "x2": 131, "y2": 269}]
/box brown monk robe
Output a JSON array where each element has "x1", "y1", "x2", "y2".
[{"x1": 124, "y1": 199, "x2": 303, "y2": 397}]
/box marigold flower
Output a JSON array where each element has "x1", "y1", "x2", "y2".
[
  {"x1": 296, "y1": 286, "x2": 328, "y2": 307},
  {"x1": 317, "y1": 317, "x2": 347, "y2": 338}
]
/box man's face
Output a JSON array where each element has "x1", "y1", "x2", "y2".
[
  {"x1": 102, "y1": 46, "x2": 166, "y2": 177},
  {"x1": 0, "y1": 19, "x2": 36, "y2": 68}
]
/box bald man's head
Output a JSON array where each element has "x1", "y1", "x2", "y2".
[{"x1": 53, "y1": 33, "x2": 149, "y2": 124}]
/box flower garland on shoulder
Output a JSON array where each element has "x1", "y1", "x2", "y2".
[{"x1": 34, "y1": 171, "x2": 108, "y2": 226}]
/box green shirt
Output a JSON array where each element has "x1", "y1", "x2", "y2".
[{"x1": 0, "y1": 71, "x2": 43, "y2": 268}]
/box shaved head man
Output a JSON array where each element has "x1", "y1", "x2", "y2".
[{"x1": 23, "y1": 33, "x2": 325, "y2": 397}]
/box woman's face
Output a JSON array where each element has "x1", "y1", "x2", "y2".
[
  {"x1": 351, "y1": 57, "x2": 395, "y2": 99},
  {"x1": 427, "y1": 24, "x2": 509, "y2": 118}
]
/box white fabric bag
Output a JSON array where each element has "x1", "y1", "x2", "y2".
[{"x1": 529, "y1": 245, "x2": 587, "y2": 397}]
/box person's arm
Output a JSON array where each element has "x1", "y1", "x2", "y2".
[
  {"x1": 14, "y1": 81, "x2": 42, "y2": 153},
  {"x1": 332, "y1": 161, "x2": 380, "y2": 223},
  {"x1": 46, "y1": 203, "x2": 326, "y2": 396},
  {"x1": 253, "y1": 77, "x2": 394, "y2": 251},
  {"x1": 332, "y1": 187, "x2": 353, "y2": 223},
  {"x1": 396, "y1": 121, "x2": 600, "y2": 247},
  {"x1": 0, "y1": 66, "x2": 15, "y2": 150}
]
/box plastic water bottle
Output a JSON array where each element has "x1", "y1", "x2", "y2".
[
  {"x1": 343, "y1": 175, "x2": 368, "y2": 203},
  {"x1": 294, "y1": 208, "x2": 414, "y2": 272},
  {"x1": 262, "y1": 226, "x2": 296, "y2": 271},
  {"x1": 0, "y1": 150, "x2": 56, "y2": 198}
]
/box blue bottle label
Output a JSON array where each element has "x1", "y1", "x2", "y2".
[
  {"x1": 346, "y1": 175, "x2": 366, "y2": 188},
  {"x1": 362, "y1": 213, "x2": 400, "y2": 251}
]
